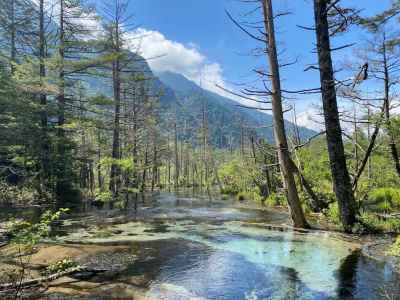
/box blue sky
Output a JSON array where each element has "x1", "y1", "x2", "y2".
[{"x1": 106, "y1": 0, "x2": 392, "y2": 118}]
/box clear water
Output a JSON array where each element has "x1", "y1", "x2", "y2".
[{"x1": 6, "y1": 191, "x2": 400, "y2": 299}]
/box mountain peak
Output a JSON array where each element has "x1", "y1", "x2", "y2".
[{"x1": 156, "y1": 71, "x2": 201, "y2": 94}]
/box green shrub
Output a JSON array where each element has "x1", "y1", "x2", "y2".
[
  {"x1": 365, "y1": 188, "x2": 400, "y2": 213},
  {"x1": 94, "y1": 189, "x2": 113, "y2": 203},
  {"x1": 357, "y1": 213, "x2": 400, "y2": 234},
  {"x1": 221, "y1": 186, "x2": 240, "y2": 195},
  {"x1": 326, "y1": 202, "x2": 341, "y2": 225},
  {"x1": 0, "y1": 181, "x2": 41, "y2": 205},
  {"x1": 235, "y1": 190, "x2": 260, "y2": 202},
  {"x1": 8, "y1": 209, "x2": 69, "y2": 245},
  {"x1": 265, "y1": 193, "x2": 286, "y2": 207},
  {"x1": 219, "y1": 158, "x2": 258, "y2": 196}
]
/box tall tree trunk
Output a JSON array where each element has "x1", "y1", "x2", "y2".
[
  {"x1": 56, "y1": 0, "x2": 68, "y2": 202},
  {"x1": 141, "y1": 142, "x2": 148, "y2": 192},
  {"x1": 382, "y1": 38, "x2": 400, "y2": 178},
  {"x1": 151, "y1": 142, "x2": 157, "y2": 192},
  {"x1": 352, "y1": 105, "x2": 385, "y2": 190},
  {"x1": 39, "y1": 0, "x2": 50, "y2": 189},
  {"x1": 262, "y1": 0, "x2": 309, "y2": 228},
  {"x1": 97, "y1": 131, "x2": 103, "y2": 190},
  {"x1": 109, "y1": 21, "x2": 122, "y2": 198},
  {"x1": 10, "y1": 0, "x2": 16, "y2": 75},
  {"x1": 313, "y1": 0, "x2": 356, "y2": 231},
  {"x1": 174, "y1": 117, "x2": 179, "y2": 188}
]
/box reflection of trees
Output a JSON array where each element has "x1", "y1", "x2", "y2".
[
  {"x1": 280, "y1": 267, "x2": 302, "y2": 299},
  {"x1": 336, "y1": 250, "x2": 360, "y2": 299}
]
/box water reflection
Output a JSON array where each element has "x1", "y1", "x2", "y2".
[{"x1": 2, "y1": 192, "x2": 400, "y2": 300}]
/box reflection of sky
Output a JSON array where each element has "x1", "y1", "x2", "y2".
[
  {"x1": 58, "y1": 216, "x2": 399, "y2": 299},
  {"x1": 55, "y1": 189, "x2": 399, "y2": 300},
  {"x1": 184, "y1": 227, "x2": 351, "y2": 297}
]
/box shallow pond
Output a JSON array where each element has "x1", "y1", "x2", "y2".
[{"x1": 4, "y1": 191, "x2": 400, "y2": 299}]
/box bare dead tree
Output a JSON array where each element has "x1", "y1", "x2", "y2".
[{"x1": 312, "y1": 0, "x2": 357, "y2": 231}]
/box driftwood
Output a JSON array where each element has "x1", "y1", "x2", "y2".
[{"x1": 0, "y1": 266, "x2": 106, "y2": 291}]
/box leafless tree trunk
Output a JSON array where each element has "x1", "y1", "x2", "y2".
[
  {"x1": 55, "y1": 0, "x2": 67, "y2": 202},
  {"x1": 262, "y1": 0, "x2": 309, "y2": 228},
  {"x1": 109, "y1": 4, "x2": 122, "y2": 198},
  {"x1": 174, "y1": 116, "x2": 179, "y2": 188},
  {"x1": 382, "y1": 36, "x2": 400, "y2": 178},
  {"x1": 313, "y1": 0, "x2": 356, "y2": 231}
]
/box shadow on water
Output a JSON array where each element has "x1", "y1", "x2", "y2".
[
  {"x1": 336, "y1": 249, "x2": 400, "y2": 300},
  {"x1": 336, "y1": 250, "x2": 361, "y2": 299}
]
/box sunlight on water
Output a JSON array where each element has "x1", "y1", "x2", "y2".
[
  {"x1": 185, "y1": 229, "x2": 351, "y2": 296},
  {"x1": 50, "y1": 192, "x2": 399, "y2": 300}
]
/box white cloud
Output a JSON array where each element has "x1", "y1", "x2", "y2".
[
  {"x1": 296, "y1": 105, "x2": 358, "y2": 134},
  {"x1": 29, "y1": 1, "x2": 261, "y2": 108},
  {"x1": 126, "y1": 28, "x2": 261, "y2": 105},
  {"x1": 296, "y1": 107, "x2": 325, "y2": 132}
]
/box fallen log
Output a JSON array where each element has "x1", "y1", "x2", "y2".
[{"x1": 0, "y1": 266, "x2": 107, "y2": 291}]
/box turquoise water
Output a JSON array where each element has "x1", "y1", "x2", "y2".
[{"x1": 10, "y1": 191, "x2": 400, "y2": 299}]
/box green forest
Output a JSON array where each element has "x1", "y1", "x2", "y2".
[{"x1": 0, "y1": 0, "x2": 400, "y2": 299}]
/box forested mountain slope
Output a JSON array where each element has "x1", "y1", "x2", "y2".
[{"x1": 156, "y1": 71, "x2": 316, "y2": 147}]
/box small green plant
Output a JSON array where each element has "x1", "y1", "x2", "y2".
[
  {"x1": 45, "y1": 258, "x2": 78, "y2": 275},
  {"x1": 3, "y1": 209, "x2": 69, "y2": 298},
  {"x1": 326, "y1": 202, "x2": 340, "y2": 225},
  {"x1": 8, "y1": 209, "x2": 69, "y2": 246},
  {"x1": 265, "y1": 193, "x2": 285, "y2": 207},
  {"x1": 94, "y1": 190, "x2": 113, "y2": 203}
]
